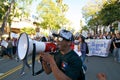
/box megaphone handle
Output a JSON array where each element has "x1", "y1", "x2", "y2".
[
  {"x1": 32, "y1": 43, "x2": 44, "y2": 76},
  {"x1": 32, "y1": 43, "x2": 36, "y2": 76}
]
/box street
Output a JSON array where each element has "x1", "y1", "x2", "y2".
[{"x1": 0, "y1": 54, "x2": 120, "y2": 80}]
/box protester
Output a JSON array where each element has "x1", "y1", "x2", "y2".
[
  {"x1": 77, "y1": 35, "x2": 87, "y2": 73},
  {"x1": 0, "y1": 37, "x2": 13, "y2": 59},
  {"x1": 0, "y1": 45, "x2": 7, "y2": 58},
  {"x1": 0, "y1": 38, "x2": 7, "y2": 57},
  {"x1": 12, "y1": 38, "x2": 17, "y2": 57},
  {"x1": 86, "y1": 33, "x2": 93, "y2": 39},
  {"x1": 20, "y1": 56, "x2": 31, "y2": 75},
  {"x1": 106, "y1": 32, "x2": 112, "y2": 39},
  {"x1": 39, "y1": 29, "x2": 85, "y2": 80},
  {"x1": 6, "y1": 37, "x2": 13, "y2": 59},
  {"x1": 113, "y1": 32, "x2": 120, "y2": 62},
  {"x1": 109, "y1": 33, "x2": 116, "y2": 54},
  {"x1": 40, "y1": 36, "x2": 47, "y2": 42}
]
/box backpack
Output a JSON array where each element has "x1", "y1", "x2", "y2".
[{"x1": 85, "y1": 42, "x2": 89, "y2": 54}]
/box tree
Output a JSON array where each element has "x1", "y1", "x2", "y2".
[
  {"x1": 98, "y1": 0, "x2": 120, "y2": 26},
  {"x1": 0, "y1": 0, "x2": 9, "y2": 22},
  {"x1": 16, "y1": 0, "x2": 34, "y2": 20},
  {"x1": 36, "y1": 0, "x2": 69, "y2": 30},
  {"x1": 82, "y1": 0, "x2": 104, "y2": 21},
  {"x1": 20, "y1": 27, "x2": 35, "y2": 35},
  {"x1": 56, "y1": 0, "x2": 63, "y2": 4},
  {"x1": 0, "y1": 0, "x2": 37, "y2": 37},
  {"x1": 82, "y1": 0, "x2": 119, "y2": 33},
  {"x1": 82, "y1": 0, "x2": 105, "y2": 34},
  {"x1": 0, "y1": 0, "x2": 15, "y2": 35}
]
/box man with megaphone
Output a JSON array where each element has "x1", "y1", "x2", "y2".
[
  {"x1": 17, "y1": 32, "x2": 57, "y2": 76},
  {"x1": 39, "y1": 29, "x2": 85, "y2": 80}
]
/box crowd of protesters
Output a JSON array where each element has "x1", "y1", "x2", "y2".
[
  {"x1": 84, "y1": 31, "x2": 120, "y2": 63},
  {"x1": 0, "y1": 31, "x2": 120, "y2": 63},
  {"x1": 0, "y1": 37, "x2": 17, "y2": 59},
  {"x1": 1, "y1": 30, "x2": 119, "y2": 80}
]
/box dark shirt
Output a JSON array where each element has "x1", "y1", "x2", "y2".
[
  {"x1": 106, "y1": 35, "x2": 111, "y2": 39},
  {"x1": 54, "y1": 50, "x2": 85, "y2": 80},
  {"x1": 86, "y1": 37, "x2": 93, "y2": 39},
  {"x1": 113, "y1": 38, "x2": 120, "y2": 48},
  {"x1": 80, "y1": 42, "x2": 87, "y2": 54}
]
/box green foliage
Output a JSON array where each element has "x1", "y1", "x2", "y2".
[
  {"x1": 0, "y1": 0, "x2": 9, "y2": 21},
  {"x1": 98, "y1": 0, "x2": 120, "y2": 26},
  {"x1": 88, "y1": 13, "x2": 101, "y2": 27},
  {"x1": 36, "y1": 0, "x2": 69, "y2": 30},
  {"x1": 0, "y1": 0, "x2": 22, "y2": 21},
  {"x1": 83, "y1": 0, "x2": 120, "y2": 31},
  {"x1": 82, "y1": 0, "x2": 103, "y2": 21},
  {"x1": 113, "y1": 22, "x2": 118, "y2": 30},
  {"x1": 16, "y1": 0, "x2": 34, "y2": 19},
  {"x1": 81, "y1": 25, "x2": 89, "y2": 31},
  {"x1": 0, "y1": 0, "x2": 36, "y2": 34},
  {"x1": 20, "y1": 27, "x2": 35, "y2": 34}
]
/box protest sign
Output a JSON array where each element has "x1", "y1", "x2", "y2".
[{"x1": 86, "y1": 39, "x2": 111, "y2": 57}]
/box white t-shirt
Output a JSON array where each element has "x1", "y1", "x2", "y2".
[{"x1": 74, "y1": 45, "x2": 82, "y2": 56}]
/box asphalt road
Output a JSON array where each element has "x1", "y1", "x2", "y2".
[{"x1": 0, "y1": 54, "x2": 120, "y2": 80}]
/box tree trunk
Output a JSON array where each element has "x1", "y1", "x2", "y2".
[
  {"x1": 8, "y1": 21, "x2": 12, "y2": 38},
  {"x1": 96, "y1": 25, "x2": 98, "y2": 34},
  {"x1": 0, "y1": 0, "x2": 15, "y2": 34}
]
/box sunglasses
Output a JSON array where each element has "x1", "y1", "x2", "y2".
[{"x1": 54, "y1": 37, "x2": 64, "y2": 42}]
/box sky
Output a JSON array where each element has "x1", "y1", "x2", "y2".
[{"x1": 63, "y1": 0, "x2": 88, "y2": 31}]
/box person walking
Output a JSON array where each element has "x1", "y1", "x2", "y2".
[
  {"x1": 20, "y1": 56, "x2": 31, "y2": 75},
  {"x1": 113, "y1": 32, "x2": 120, "y2": 62},
  {"x1": 77, "y1": 35, "x2": 88, "y2": 73},
  {"x1": 6, "y1": 37, "x2": 13, "y2": 59}
]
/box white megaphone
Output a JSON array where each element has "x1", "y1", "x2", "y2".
[{"x1": 17, "y1": 33, "x2": 57, "y2": 60}]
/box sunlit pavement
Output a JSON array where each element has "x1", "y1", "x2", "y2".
[{"x1": 0, "y1": 73, "x2": 4, "y2": 76}]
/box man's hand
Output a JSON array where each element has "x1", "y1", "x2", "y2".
[
  {"x1": 97, "y1": 73, "x2": 107, "y2": 80},
  {"x1": 39, "y1": 52, "x2": 53, "y2": 74},
  {"x1": 39, "y1": 52, "x2": 54, "y2": 64}
]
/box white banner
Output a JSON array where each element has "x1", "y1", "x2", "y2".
[
  {"x1": 86, "y1": 39, "x2": 111, "y2": 57},
  {"x1": 118, "y1": 21, "x2": 120, "y2": 32},
  {"x1": 11, "y1": 32, "x2": 19, "y2": 38},
  {"x1": 1, "y1": 40, "x2": 8, "y2": 48}
]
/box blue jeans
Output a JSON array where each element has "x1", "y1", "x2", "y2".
[
  {"x1": 81, "y1": 54, "x2": 87, "y2": 71},
  {"x1": 7, "y1": 48, "x2": 13, "y2": 57},
  {"x1": 113, "y1": 48, "x2": 120, "y2": 62},
  {"x1": 20, "y1": 58, "x2": 31, "y2": 74}
]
